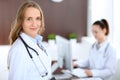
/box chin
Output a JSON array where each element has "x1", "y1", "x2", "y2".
[
  {"x1": 29, "y1": 33, "x2": 37, "y2": 38},
  {"x1": 95, "y1": 38, "x2": 99, "y2": 41}
]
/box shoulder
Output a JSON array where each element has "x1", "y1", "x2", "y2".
[
  {"x1": 108, "y1": 42, "x2": 116, "y2": 52},
  {"x1": 91, "y1": 42, "x2": 97, "y2": 49},
  {"x1": 106, "y1": 42, "x2": 117, "y2": 57},
  {"x1": 8, "y1": 38, "x2": 25, "y2": 58},
  {"x1": 8, "y1": 38, "x2": 25, "y2": 65},
  {"x1": 9, "y1": 38, "x2": 23, "y2": 52}
]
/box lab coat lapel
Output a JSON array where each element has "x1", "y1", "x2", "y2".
[
  {"x1": 20, "y1": 33, "x2": 51, "y2": 79},
  {"x1": 37, "y1": 47, "x2": 51, "y2": 70},
  {"x1": 20, "y1": 33, "x2": 38, "y2": 50},
  {"x1": 97, "y1": 40, "x2": 109, "y2": 54}
]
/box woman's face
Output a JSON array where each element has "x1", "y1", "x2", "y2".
[
  {"x1": 22, "y1": 7, "x2": 41, "y2": 38},
  {"x1": 92, "y1": 25, "x2": 106, "y2": 41}
]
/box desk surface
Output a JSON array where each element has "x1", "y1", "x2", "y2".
[
  {"x1": 54, "y1": 78, "x2": 102, "y2": 80},
  {"x1": 53, "y1": 74, "x2": 102, "y2": 80},
  {"x1": 71, "y1": 77, "x2": 102, "y2": 80}
]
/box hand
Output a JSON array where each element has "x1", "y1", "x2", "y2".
[
  {"x1": 84, "y1": 69, "x2": 92, "y2": 77},
  {"x1": 73, "y1": 62, "x2": 78, "y2": 68}
]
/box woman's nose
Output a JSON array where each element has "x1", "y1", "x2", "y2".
[{"x1": 32, "y1": 20, "x2": 37, "y2": 26}]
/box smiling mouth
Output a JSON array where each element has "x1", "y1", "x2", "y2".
[{"x1": 30, "y1": 28, "x2": 37, "y2": 30}]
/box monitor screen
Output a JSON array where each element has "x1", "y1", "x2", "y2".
[{"x1": 56, "y1": 35, "x2": 73, "y2": 71}]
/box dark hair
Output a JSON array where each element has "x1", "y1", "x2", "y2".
[{"x1": 93, "y1": 19, "x2": 109, "y2": 35}]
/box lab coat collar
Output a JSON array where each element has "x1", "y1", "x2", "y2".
[
  {"x1": 96, "y1": 39, "x2": 109, "y2": 52},
  {"x1": 20, "y1": 32, "x2": 43, "y2": 49},
  {"x1": 97, "y1": 40, "x2": 108, "y2": 47}
]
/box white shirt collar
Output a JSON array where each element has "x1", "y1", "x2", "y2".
[
  {"x1": 19, "y1": 32, "x2": 43, "y2": 49},
  {"x1": 20, "y1": 32, "x2": 43, "y2": 44}
]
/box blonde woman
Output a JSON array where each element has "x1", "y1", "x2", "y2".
[{"x1": 8, "y1": 1, "x2": 53, "y2": 80}]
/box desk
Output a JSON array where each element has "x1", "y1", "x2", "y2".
[
  {"x1": 52, "y1": 70, "x2": 102, "y2": 80},
  {"x1": 53, "y1": 75, "x2": 103, "y2": 80},
  {"x1": 71, "y1": 77, "x2": 102, "y2": 80}
]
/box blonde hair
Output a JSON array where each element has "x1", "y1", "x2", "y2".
[{"x1": 9, "y1": 0, "x2": 45, "y2": 44}]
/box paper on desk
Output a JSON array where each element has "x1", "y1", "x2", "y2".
[
  {"x1": 71, "y1": 68, "x2": 87, "y2": 78},
  {"x1": 80, "y1": 77, "x2": 103, "y2": 80}
]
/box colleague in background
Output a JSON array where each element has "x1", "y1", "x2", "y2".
[
  {"x1": 73, "y1": 19, "x2": 116, "y2": 80},
  {"x1": 8, "y1": 1, "x2": 52, "y2": 80}
]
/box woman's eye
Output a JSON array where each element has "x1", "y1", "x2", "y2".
[
  {"x1": 27, "y1": 17, "x2": 32, "y2": 21},
  {"x1": 36, "y1": 17, "x2": 41, "y2": 21}
]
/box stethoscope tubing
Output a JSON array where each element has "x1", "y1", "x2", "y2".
[{"x1": 19, "y1": 35, "x2": 48, "y2": 77}]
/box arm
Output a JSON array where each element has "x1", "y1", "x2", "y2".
[
  {"x1": 8, "y1": 45, "x2": 45, "y2": 80},
  {"x1": 8, "y1": 47, "x2": 25, "y2": 80}
]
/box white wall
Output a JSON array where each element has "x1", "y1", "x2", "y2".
[
  {"x1": 113, "y1": 0, "x2": 120, "y2": 59},
  {"x1": 87, "y1": 0, "x2": 113, "y2": 42},
  {"x1": 0, "y1": 45, "x2": 10, "y2": 80}
]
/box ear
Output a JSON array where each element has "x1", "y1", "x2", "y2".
[{"x1": 103, "y1": 28, "x2": 107, "y2": 35}]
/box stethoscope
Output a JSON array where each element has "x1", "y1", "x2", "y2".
[{"x1": 19, "y1": 35, "x2": 48, "y2": 78}]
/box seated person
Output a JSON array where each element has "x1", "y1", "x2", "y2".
[{"x1": 73, "y1": 19, "x2": 116, "y2": 80}]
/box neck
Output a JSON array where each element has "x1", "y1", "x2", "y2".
[{"x1": 98, "y1": 36, "x2": 107, "y2": 44}]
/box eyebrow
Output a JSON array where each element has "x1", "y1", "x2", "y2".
[{"x1": 24, "y1": 16, "x2": 41, "y2": 19}]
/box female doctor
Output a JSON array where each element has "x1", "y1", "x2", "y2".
[
  {"x1": 73, "y1": 19, "x2": 116, "y2": 80},
  {"x1": 8, "y1": 1, "x2": 53, "y2": 80}
]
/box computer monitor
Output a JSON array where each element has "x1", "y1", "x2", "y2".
[{"x1": 56, "y1": 35, "x2": 73, "y2": 71}]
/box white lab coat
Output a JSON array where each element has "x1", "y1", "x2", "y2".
[
  {"x1": 75, "y1": 40, "x2": 116, "y2": 80},
  {"x1": 8, "y1": 33, "x2": 52, "y2": 80}
]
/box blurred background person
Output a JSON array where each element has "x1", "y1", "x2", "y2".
[{"x1": 73, "y1": 19, "x2": 117, "y2": 80}]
